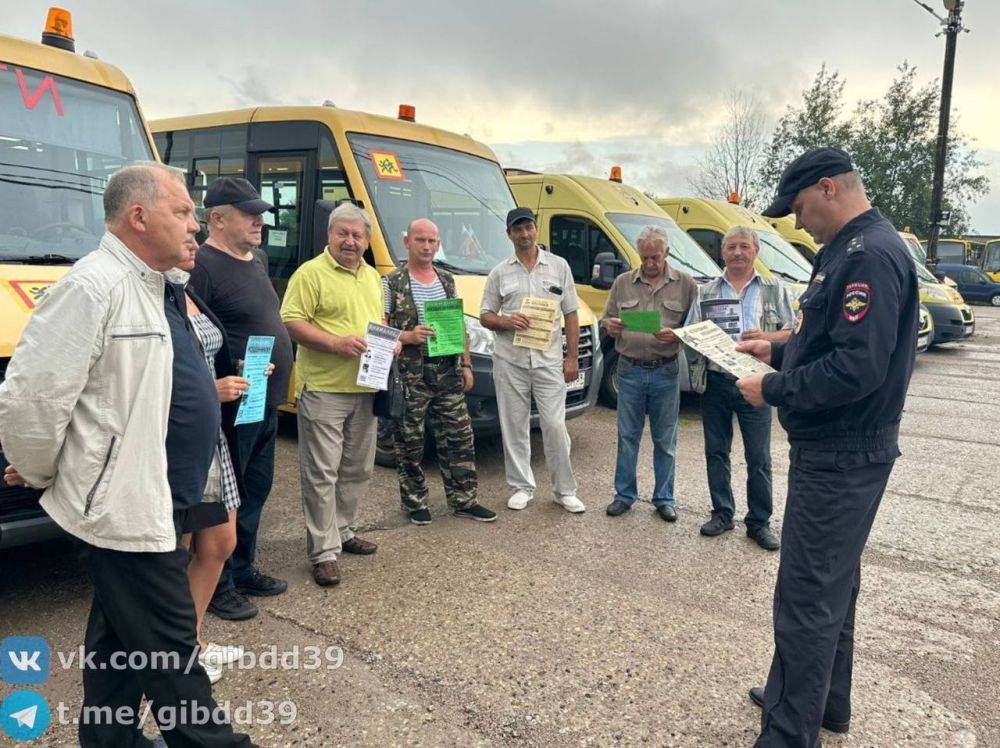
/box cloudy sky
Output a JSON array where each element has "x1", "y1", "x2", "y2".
[{"x1": 8, "y1": 1, "x2": 999, "y2": 231}]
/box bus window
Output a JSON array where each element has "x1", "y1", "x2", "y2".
[
  {"x1": 549, "y1": 215, "x2": 617, "y2": 283},
  {"x1": 257, "y1": 155, "x2": 305, "y2": 286},
  {"x1": 984, "y1": 242, "x2": 1000, "y2": 274},
  {"x1": 0, "y1": 65, "x2": 153, "y2": 262},
  {"x1": 687, "y1": 229, "x2": 723, "y2": 264},
  {"x1": 348, "y1": 134, "x2": 515, "y2": 275}
]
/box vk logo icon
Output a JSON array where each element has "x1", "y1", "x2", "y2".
[
  {"x1": 1, "y1": 690, "x2": 51, "y2": 741},
  {"x1": 1, "y1": 637, "x2": 50, "y2": 686}
]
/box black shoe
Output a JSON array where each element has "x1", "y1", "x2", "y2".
[
  {"x1": 748, "y1": 687, "x2": 850, "y2": 734},
  {"x1": 409, "y1": 508, "x2": 432, "y2": 525},
  {"x1": 454, "y1": 504, "x2": 497, "y2": 522},
  {"x1": 748, "y1": 526, "x2": 781, "y2": 551},
  {"x1": 208, "y1": 589, "x2": 259, "y2": 621},
  {"x1": 656, "y1": 504, "x2": 677, "y2": 522},
  {"x1": 700, "y1": 514, "x2": 735, "y2": 536},
  {"x1": 236, "y1": 568, "x2": 288, "y2": 597},
  {"x1": 606, "y1": 499, "x2": 631, "y2": 516}
]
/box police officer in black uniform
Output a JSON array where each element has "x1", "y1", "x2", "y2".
[{"x1": 734, "y1": 147, "x2": 918, "y2": 747}]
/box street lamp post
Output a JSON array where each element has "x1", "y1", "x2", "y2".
[{"x1": 915, "y1": 0, "x2": 968, "y2": 267}]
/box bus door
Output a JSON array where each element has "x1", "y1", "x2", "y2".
[{"x1": 247, "y1": 149, "x2": 316, "y2": 297}]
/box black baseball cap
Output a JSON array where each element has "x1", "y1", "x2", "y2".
[
  {"x1": 506, "y1": 207, "x2": 536, "y2": 230},
  {"x1": 761, "y1": 147, "x2": 855, "y2": 218},
  {"x1": 203, "y1": 177, "x2": 273, "y2": 215}
]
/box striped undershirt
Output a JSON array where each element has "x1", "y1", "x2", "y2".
[{"x1": 383, "y1": 275, "x2": 447, "y2": 325}]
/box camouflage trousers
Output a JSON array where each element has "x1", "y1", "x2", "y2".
[{"x1": 393, "y1": 362, "x2": 478, "y2": 511}]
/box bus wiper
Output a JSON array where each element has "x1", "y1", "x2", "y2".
[
  {"x1": 16, "y1": 253, "x2": 77, "y2": 264},
  {"x1": 770, "y1": 269, "x2": 803, "y2": 283},
  {"x1": 434, "y1": 259, "x2": 484, "y2": 275}
]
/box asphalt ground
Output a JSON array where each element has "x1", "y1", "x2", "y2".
[{"x1": 2, "y1": 306, "x2": 999, "y2": 747}]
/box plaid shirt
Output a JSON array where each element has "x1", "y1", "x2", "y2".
[{"x1": 190, "y1": 312, "x2": 241, "y2": 512}]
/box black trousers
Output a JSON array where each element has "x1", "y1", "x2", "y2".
[
  {"x1": 79, "y1": 514, "x2": 254, "y2": 747},
  {"x1": 755, "y1": 447, "x2": 897, "y2": 748}
]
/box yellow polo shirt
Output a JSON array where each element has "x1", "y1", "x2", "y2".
[{"x1": 280, "y1": 250, "x2": 384, "y2": 395}]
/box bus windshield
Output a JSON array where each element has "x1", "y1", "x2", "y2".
[
  {"x1": 913, "y1": 259, "x2": 939, "y2": 284},
  {"x1": 348, "y1": 134, "x2": 515, "y2": 275},
  {"x1": 606, "y1": 213, "x2": 720, "y2": 281},
  {"x1": 0, "y1": 65, "x2": 153, "y2": 262},
  {"x1": 754, "y1": 230, "x2": 813, "y2": 283},
  {"x1": 983, "y1": 242, "x2": 1000, "y2": 273},
  {"x1": 901, "y1": 235, "x2": 926, "y2": 265}
]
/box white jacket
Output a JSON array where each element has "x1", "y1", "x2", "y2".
[{"x1": 0, "y1": 231, "x2": 179, "y2": 552}]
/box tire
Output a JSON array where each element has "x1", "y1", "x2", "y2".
[
  {"x1": 598, "y1": 349, "x2": 619, "y2": 409},
  {"x1": 991, "y1": 294, "x2": 1000, "y2": 307},
  {"x1": 374, "y1": 417, "x2": 397, "y2": 468}
]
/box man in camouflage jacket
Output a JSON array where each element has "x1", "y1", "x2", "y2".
[{"x1": 383, "y1": 219, "x2": 497, "y2": 525}]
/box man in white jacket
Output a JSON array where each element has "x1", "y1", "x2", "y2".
[{"x1": 0, "y1": 163, "x2": 253, "y2": 747}]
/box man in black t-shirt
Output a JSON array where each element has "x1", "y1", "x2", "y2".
[{"x1": 189, "y1": 177, "x2": 294, "y2": 621}]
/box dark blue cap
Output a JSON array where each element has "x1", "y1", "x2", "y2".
[
  {"x1": 762, "y1": 147, "x2": 855, "y2": 217},
  {"x1": 506, "y1": 207, "x2": 536, "y2": 230},
  {"x1": 204, "y1": 177, "x2": 273, "y2": 215}
]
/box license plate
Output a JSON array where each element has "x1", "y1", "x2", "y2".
[{"x1": 568, "y1": 371, "x2": 586, "y2": 392}]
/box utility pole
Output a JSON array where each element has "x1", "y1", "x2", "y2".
[{"x1": 913, "y1": 0, "x2": 968, "y2": 267}]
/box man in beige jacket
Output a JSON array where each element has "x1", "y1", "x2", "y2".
[{"x1": 0, "y1": 163, "x2": 253, "y2": 747}]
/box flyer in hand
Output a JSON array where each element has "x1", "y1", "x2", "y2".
[{"x1": 673, "y1": 320, "x2": 775, "y2": 378}]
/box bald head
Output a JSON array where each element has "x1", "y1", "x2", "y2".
[{"x1": 404, "y1": 218, "x2": 441, "y2": 269}]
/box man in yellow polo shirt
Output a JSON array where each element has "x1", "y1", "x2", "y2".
[{"x1": 281, "y1": 203, "x2": 385, "y2": 587}]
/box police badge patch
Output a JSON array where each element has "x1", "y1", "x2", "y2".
[{"x1": 843, "y1": 282, "x2": 871, "y2": 323}]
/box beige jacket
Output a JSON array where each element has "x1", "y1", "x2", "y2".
[{"x1": 0, "y1": 232, "x2": 179, "y2": 552}]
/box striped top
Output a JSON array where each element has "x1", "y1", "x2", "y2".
[{"x1": 382, "y1": 274, "x2": 447, "y2": 325}]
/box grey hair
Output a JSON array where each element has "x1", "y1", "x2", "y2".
[
  {"x1": 833, "y1": 170, "x2": 864, "y2": 192},
  {"x1": 722, "y1": 225, "x2": 760, "y2": 250},
  {"x1": 206, "y1": 204, "x2": 236, "y2": 223},
  {"x1": 636, "y1": 225, "x2": 669, "y2": 251},
  {"x1": 328, "y1": 202, "x2": 372, "y2": 236},
  {"x1": 103, "y1": 162, "x2": 185, "y2": 225}
]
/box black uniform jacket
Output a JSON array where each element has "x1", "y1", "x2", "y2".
[{"x1": 762, "y1": 209, "x2": 918, "y2": 451}]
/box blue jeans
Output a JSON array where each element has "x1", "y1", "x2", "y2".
[
  {"x1": 216, "y1": 406, "x2": 279, "y2": 593},
  {"x1": 614, "y1": 357, "x2": 680, "y2": 508},
  {"x1": 701, "y1": 371, "x2": 773, "y2": 530}
]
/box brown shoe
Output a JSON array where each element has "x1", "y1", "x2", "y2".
[
  {"x1": 341, "y1": 536, "x2": 377, "y2": 555},
  {"x1": 312, "y1": 560, "x2": 341, "y2": 587}
]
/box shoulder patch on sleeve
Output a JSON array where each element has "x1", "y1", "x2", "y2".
[
  {"x1": 847, "y1": 234, "x2": 865, "y2": 254},
  {"x1": 843, "y1": 282, "x2": 871, "y2": 323}
]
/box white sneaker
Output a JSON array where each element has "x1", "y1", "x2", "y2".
[
  {"x1": 553, "y1": 495, "x2": 586, "y2": 513},
  {"x1": 202, "y1": 643, "x2": 244, "y2": 668},
  {"x1": 507, "y1": 490, "x2": 533, "y2": 510},
  {"x1": 198, "y1": 653, "x2": 224, "y2": 684}
]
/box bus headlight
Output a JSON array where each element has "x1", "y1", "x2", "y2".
[{"x1": 465, "y1": 315, "x2": 495, "y2": 356}]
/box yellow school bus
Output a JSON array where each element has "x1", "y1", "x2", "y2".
[
  {"x1": 150, "y1": 106, "x2": 602, "y2": 462},
  {"x1": 507, "y1": 168, "x2": 720, "y2": 405},
  {"x1": 0, "y1": 9, "x2": 159, "y2": 547},
  {"x1": 655, "y1": 197, "x2": 813, "y2": 301},
  {"x1": 768, "y1": 214, "x2": 821, "y2": 262}
]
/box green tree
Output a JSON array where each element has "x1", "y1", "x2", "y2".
[
  {"x1": 757, "y1": 63, "x2": 989, "y2": 236},
  {"x1": 758, "y1": 65, "x2": 850, "y2": 199},
  {"x1": 847, "y1": 63, "x2": 988, "y2": 236}
]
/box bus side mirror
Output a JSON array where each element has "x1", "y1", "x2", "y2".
[
  {"x1": 313, "y1": 200, "x2": 337, "y2": 254},
  {"x1": 591, "y1": 252, "x2": 627, "y2": 290}
]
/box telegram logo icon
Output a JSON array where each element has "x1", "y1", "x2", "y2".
[{"x1": 1, "y1": 690, "x2": 51, "y2": 741}]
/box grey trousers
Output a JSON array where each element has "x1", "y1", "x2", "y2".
[
  {"x1": 297, "y1": 390, "x2": 376, "y2": 564},
  {"x1": 493, "y1": 357, "x2": 577, "y2": 498}
]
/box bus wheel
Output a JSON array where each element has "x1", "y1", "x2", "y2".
[
  {"x1": 374, "y1": 417, "x2": 397, "y2": 468},
  {"x1": 599, "y1": 350, "x2": 619, "y2": 409}
]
